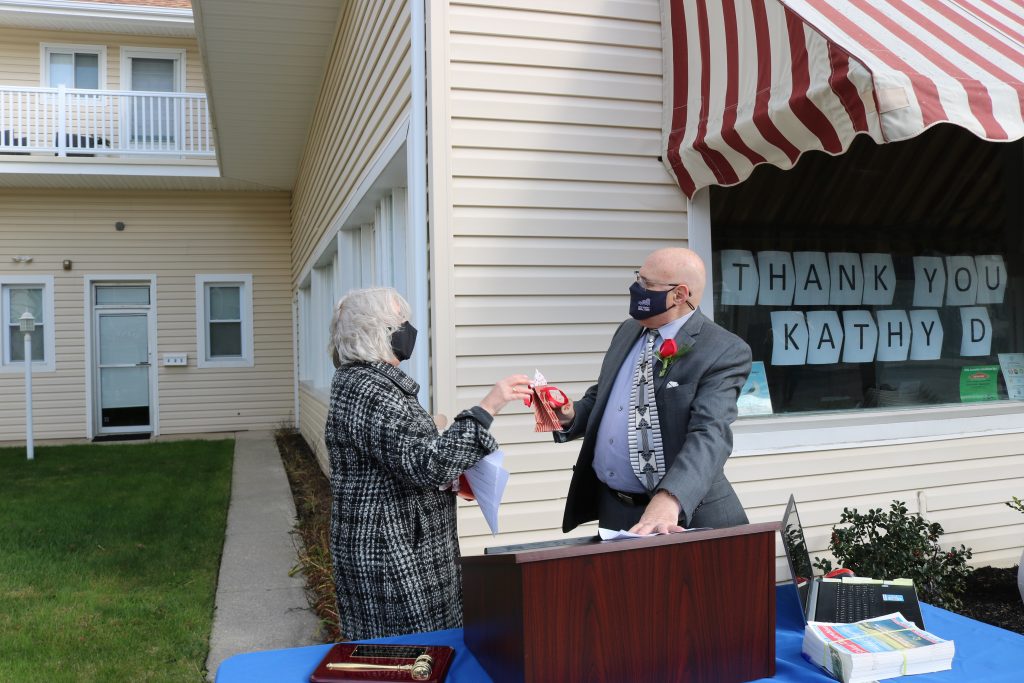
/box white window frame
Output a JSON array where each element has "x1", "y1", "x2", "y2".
[
  {"x1": 688, "y1": 188, "x2": 1024, "y2": 456},
  {"x1": 0, "y1": 275, "x2": 56, "y2": 373},
  {"x1": 119, "y1": 47, "x2": 186, "y2": 92},
  {"x1": 40, "y1": 43, "x2": 107, "y2": 89},
  {"x1": 298, "y1": 283, "x2": 312, "y2": 383},
  {"x1": 195, "y1": 274, "x2": 253, "y2": 368},
  {"x1": 311, "y1": 253, "x2": 338, "y2": 390}
]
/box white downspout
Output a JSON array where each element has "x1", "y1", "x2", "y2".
[{"x1": 409, "y1": 0, "x2": 430, "y2": 410}]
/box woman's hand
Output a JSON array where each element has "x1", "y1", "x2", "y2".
[{"x1": 479, "y1": 374, "x2": 533, "y2": 416}]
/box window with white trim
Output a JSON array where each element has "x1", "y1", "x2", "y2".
[
  {"x1": 195, "y1": 275, "x2": 253, "y2": 368},
  {"x1": 43, "y1": 45, "x2": 103, "y2": 89},
  {"x1": 709, "y1": 126, "x2": 1023, "y2": 419},
  {"x1": 1, "y1": 276, "x2": 55, "y2": 372}
]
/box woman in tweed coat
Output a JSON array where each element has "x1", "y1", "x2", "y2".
[{"x1": 326, "y1": 287, "x2": 529, "y2": 640}]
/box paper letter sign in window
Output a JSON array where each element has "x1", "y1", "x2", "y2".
[
  {"x1": 196, "y1": 275, "x2": 253, "y2": 368},
  {"x1": 945, "y1": 256, "x2": 979, "y2": 307},
  {"x1": 794, "y1": 252, "x2": 830, "y2": 306},
  {"x1": 720, "y1": 250, "x2": 759, "y2": 305},
  {"x1": 758, "y1": 251, "x2": 795, "y2": 306},
  {"x1": 770, "y1": 311, "x2": 807, "y2": 366},
  {"x1": 709, "y1": 127, "x2": 1023, "y2": 415},
  {"x1": 806, "y1": 311, "x2": 843, "y2": 365},
  {"x1": 960, "y1": 307, "x2": 992, "y2": 357},
  {"x1": 913, "y1": 256, "x2": 946, "y2": 308}
]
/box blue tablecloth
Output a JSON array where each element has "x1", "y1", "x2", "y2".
[{"x1": 216, "y1": 590, "x2": 1024, "y2": 682}]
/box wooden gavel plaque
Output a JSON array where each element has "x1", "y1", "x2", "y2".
[{"x1": 309, "y1": 643, "x2": 455, "y2": 683}]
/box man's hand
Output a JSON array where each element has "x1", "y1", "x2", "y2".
[
  {"x1": 556, "y1": 399, "x2": 574, "y2": 427},
  {"x1": 629, "y1": 490, "x2": 685, "y2": 535}
]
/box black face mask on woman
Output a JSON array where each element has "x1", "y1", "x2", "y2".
[{"x1": 390, "y1": 321, "x2": 418, "y2": 361}]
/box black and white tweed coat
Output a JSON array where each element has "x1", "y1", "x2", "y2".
[{"x1": 325, "y1": 361, "x2": 497, "y2": 641}]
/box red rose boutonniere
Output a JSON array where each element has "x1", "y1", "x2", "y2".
[{"x1": 657, "y1": 338, "x2": 691, "y2": 377}]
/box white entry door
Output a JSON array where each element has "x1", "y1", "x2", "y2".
[{"x1": 92, "y1": 285, "x2": 154, "y2": 434}]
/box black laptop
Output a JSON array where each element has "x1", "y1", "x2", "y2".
[{"x1": 781, "y1": 495, "x2": 925, "y2": 629}]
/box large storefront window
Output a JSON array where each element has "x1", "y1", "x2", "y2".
[{"x1": 711, "y1": 125, "x2": 1023, "y2": 417}]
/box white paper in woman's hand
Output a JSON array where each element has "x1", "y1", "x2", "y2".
[{"x1": 464, "y1": 450, "x2": 509, "y2": 535}]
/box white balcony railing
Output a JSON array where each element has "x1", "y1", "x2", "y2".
[{"x1": 0, "y1": 85, "x2": 214, "y2": 158}]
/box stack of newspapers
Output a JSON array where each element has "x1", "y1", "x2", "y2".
[{"x1": 801, "y1": 613, "x2": 954, "y2": 683}]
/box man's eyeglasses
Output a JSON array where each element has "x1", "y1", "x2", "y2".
[{"x1": 634, "y1": 271, "x2": 679, "y2": 290}]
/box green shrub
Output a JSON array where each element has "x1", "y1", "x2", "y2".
[
  {"x1": 1007, "y1": 496, "x2": 1024, "y2": 514},
  {"x1": 813, "y1": 500, "x2": 973, "y2": 610}
]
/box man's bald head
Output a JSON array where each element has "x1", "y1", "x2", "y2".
[{"x1": 640, "y1": 247, "x2": 706, "y2": 307}]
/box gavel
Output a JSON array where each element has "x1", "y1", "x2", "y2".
[{"x1": 327, "y1": 653, "x2": 434, "y2": 680}]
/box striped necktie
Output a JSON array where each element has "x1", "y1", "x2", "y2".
[{"x1": 628, "y1": 330, "x2": 665, "y2": 491}]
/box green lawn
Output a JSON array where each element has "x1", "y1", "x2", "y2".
[{"x1": 0, "y1": 440, "x2": 233, "y2": 682}]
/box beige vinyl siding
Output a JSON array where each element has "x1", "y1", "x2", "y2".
[
  {"x1": 0, "y1": 27, "x2": 204, "y2": 91},
  {"x1": 299, "y1": 383, "x2": 330, "y2": 466},
  {"x1": 739, "y1": 434, "x2": 1024, "y2": 577},
  {"x1": 291, "y1": 0, "x2": 411, "y2": 462},
  {"x1": 432, "y1": 0, "x2": 687, "y2": 555},
  {"x1": 0, "y1": 189, "x2": 291, "y2": 441}
]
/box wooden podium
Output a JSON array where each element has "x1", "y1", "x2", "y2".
[{"x1": 462, "y1": 522, "x2": 779, "y2": 683}]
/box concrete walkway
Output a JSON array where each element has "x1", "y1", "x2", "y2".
[{"x1": 206, "y1": 430, "x2": 322, "y2": 681}]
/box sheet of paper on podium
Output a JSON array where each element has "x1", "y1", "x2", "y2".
[
  {"x1": 598, "y1": 526, "x2": 709, "y2": 541},
  {"x1": 463, "y1": 449, "x2": 509, "y2": 535}
]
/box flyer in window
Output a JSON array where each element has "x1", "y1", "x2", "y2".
[
  {"x1": 738, "y1": 360, "x2": 773, "y2": 416},
  {"x1": 998, "y1": 353, "x2": 1024, "y2": 400},
  {"x1": 959, "y1": 365, "x2": 1000, "y2": 402}
]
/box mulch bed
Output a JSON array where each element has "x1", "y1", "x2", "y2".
[
  {"x1": 274, "y1": 430, "x2": 1024, "y2": 641},
  {"x1": 951, "y1": 565, "x2": 1024, "y2": 635},
  {"x1": 276, "y1": 429, "x2": 341, "y2": 642}
]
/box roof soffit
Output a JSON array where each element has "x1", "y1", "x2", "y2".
[{"x1": 192, "y1": 0, "x2": 341, "y2": 190}]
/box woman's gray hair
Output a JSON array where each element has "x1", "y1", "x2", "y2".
[{"x1": 330, "y1": 287, "x2": 411, "y2": 364}]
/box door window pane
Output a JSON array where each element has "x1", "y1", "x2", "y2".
[
  {"x1": 130, "y1": 57, "x2": 177, "y2": 143},
  {"x1": 209, "y1": 322, "x2": 242, "y2": 357},
  {"x1": 96, "y1": 286, "x2": 150, "y2": 306},
  {"x1": 131, "y1": 58, "x2": 175, "y2": 92},
  {"x1": 98, "y1": 315, "x2": 148, "y2": 365},
  {"x1": 100, "y1": 367, "x2": 150, "y2": 409}
]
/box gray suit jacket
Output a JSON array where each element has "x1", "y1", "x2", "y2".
[{"x1": 556, "y1": 311, "x2": 752, "y2": 532}]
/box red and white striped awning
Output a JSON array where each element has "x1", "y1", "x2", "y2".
[{"x1": 661, "y1": 0, "x2": 1024, "y2": 198}]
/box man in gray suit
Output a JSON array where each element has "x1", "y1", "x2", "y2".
[{"x1": 554, "y1": 247, "x2": 751, "y2": 534}]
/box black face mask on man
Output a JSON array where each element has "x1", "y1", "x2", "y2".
[
  {"x1": 629, "y1": 281, "x2": 676, "y2": 320},
  {"x1": 390, "y1": 320, "x2": 417, "y2": 361},
  {"x1": 628, "y1": 281, "x2": 695, "y2": 321}
]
